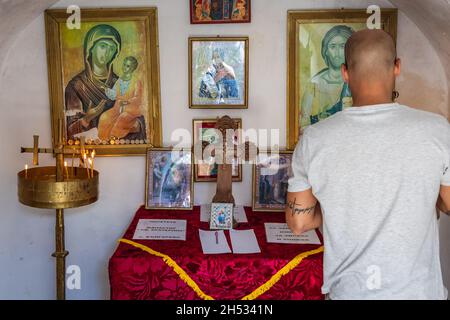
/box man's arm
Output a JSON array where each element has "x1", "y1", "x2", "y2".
[
  {"x1": 285, "y1": 189, "x2": 322, "y2": 235},
  {"x1": 437, "y1": 185, "x2": 450, "y2": 215}
]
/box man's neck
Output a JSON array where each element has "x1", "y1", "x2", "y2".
[
  {"x1": 352, "y1": 96, "x2": 393, "y2": 107},
  {"x1": 350, "y1": 86, "x2": 394, "y2": 107}
]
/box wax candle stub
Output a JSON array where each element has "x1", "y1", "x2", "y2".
[{"x1": 64, "y1": 161, "x2": 69, "y2": 179}]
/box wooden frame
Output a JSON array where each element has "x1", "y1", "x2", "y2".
[
  {"x1": 193, "y1": 118, "x2": 243, "y2": 182},
  {"x1": 252, "y1": 150, "x2": 293, "y2": 212},
  {"x1": 286, "y1": 9, "x2": 398, "y2": 149},
  {"x1": 145, "y1": 147, "x2": 194, "y2": 210},
  {"x1": 189, "y1": 0, "x2": 251, "y2": 24},
  {"x1": 189, "y1": 37, "x2": 249, "y2": 109},
  {"x1": 45, "y1": 7, "x2": 162, "y2": 156}
]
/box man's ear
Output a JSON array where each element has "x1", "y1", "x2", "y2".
[
  {"x1": 394, "y1": 58, "x2": 401, "y2": 77},
  {"x1": 341, "y1": 64, "x2": 349, "y2": 83}
]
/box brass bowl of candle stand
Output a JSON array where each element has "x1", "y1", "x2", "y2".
[{"x1": 18, "y1": 166, "x2": 99, "y2": 209}]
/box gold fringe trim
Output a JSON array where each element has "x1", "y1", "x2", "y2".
[
  {"x1": 241, "y1": 246, "x2": 324, "y2": 300},
  {"x1": 119, "y1": 238, "x2": 323, "y2": 300},
  {"x1": 119, "y1": 238, "x2": 214, "y2": 300}
]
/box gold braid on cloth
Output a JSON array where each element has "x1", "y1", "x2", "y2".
[{"x1": 119, "y1": 238, "x2": 324, "y2": 300}]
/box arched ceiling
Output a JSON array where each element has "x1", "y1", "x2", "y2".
[
  {"x1": 0, "y1": 0, "x2": 449, "y2": 104},
  {"x1": 390, "y1": 0, "x2": 450, "y2": 108},
  {"x1": 0, "y1": 0, "x2": 59, "y2": 74}
]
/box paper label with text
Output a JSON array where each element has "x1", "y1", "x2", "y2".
[
  {"x1": 264, "y1": 223, "x2": 321, "y2": 244},
  {"x1": 133, "y1": 219, "x2": 187, "y2": 241}
]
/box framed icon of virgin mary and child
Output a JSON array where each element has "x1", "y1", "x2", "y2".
[
  {"x1": 45, "y1": 8, "x2": 162, "y2": 156},
  {"x1": 286, "y1": 9, "x2": 398, "y2": 150}
]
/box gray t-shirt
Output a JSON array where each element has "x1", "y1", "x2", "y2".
[{"x1": 288, "y1": 103, "x2": 450, "y2": 300}]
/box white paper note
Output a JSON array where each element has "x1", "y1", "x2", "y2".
[
  {"x1": 199, "y1": 230, "x2": 232, "y2": 254},
  {"x1": 200, "y1": 204, "x2": 248, "y2": 223},
  {"x1": 133, "y1": 219, "x2": 187, "y2": 241},
  {"x1": 264, "y1": 223, "x2": 321, "y2": 245},
  {"x1": 229, "y1": 229, "x2": 261, "y2": 254},
  {"x1": 233, "y1": 205, "x2": 248, "y2": 223},
  {"x1": 200, "y1": 204, "x2": 211, "y2": 222}
]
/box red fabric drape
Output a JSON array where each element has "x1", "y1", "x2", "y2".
[{"x1": 109, "y1": 206, "x2": 324, "y2": 300}]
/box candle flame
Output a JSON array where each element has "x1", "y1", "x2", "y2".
[
  {"x1": 25, "y1": 164, "x2": 28, "y2": 170},
  {"x1": 64, "y1": 161, "x2": 67, "y2": 167}
]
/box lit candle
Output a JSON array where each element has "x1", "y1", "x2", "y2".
[
  {"x1": 71, "y1": 150, "x2": 75, "y2": 176},
  {"x1": 83, "y1": 153, "x2": 90, "y2": 178},
  {"x1": 25, "y1": 164, "x2": 28, "y2": 179},
  {"x1": 64, "y1": 161, "x2": 69, "y2": 180},
  {"x1": 79, "y1": 152, "x2": 84, "y2": 168},
  {"x1": 88, "y1": 158, "x2": 93, "y2": 178},
  {"x1": 91, "y1": 150, "x2": 95, "y2": 176}
]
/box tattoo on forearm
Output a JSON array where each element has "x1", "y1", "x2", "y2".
[{"x1": 287, "y1": 198, "x2": 315, "y2": 216}]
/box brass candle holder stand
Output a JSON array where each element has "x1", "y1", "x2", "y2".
[
  {"x1": 18, "y1": 120, "x2": 99, "y2": 300},
  {"x1": 18, "y1": 166, "x2": 98, "y2": 209}
]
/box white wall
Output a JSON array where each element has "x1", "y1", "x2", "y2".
[{"x1": 0, "y1": 0, "x2": 448, "y2": 299}]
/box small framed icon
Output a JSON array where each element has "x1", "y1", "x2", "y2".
[{"x1": 210, "y1": 202, "x2": 233, "y2": 230}]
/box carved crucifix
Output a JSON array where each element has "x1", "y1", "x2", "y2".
[{"x1": 204, "y1": 116, "x2": 257, "y2": 206}]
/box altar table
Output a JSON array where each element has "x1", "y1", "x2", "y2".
[{"x1": 109, "y1": 206, "x2": 324, "y2": 300}]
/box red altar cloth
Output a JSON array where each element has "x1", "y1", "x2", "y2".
[{"x1": 109, "y1": 206, "x2": 324, "y2": 300}]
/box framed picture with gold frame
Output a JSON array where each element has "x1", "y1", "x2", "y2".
[
  {"x1": 145, "y1": 147, "x2": 194, "y2": 210},
  {"x1": 252, "y1": 151, "x2": 293, "y2": 212},
  {"x1": 189, "y1": 0, "x2": 251, "y2": 24},
  {"x1": 193, "y1": 118, "x2": 243, "y2": 182},
  {"x1": 189, "y1": 37, "x2": 249, "y2": 109},
  {"x1": 286, "y1": 9, "x2": 398, "y2": 149},
  {"x1": 45, "y1": 7, "x2": 162, "y2": 156}
]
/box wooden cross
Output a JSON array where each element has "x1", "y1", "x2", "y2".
[{"x1": 202, "y1": 116, "x2": 258, "y2": 206}]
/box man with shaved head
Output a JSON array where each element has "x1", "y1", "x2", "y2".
[
  {"x1": 344, "y1": 29, "x2": 399, "y2": 105},
  {"x1": 286, "y1": 29, "x2": 450, "y2": 300}
]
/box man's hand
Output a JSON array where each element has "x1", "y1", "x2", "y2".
[{"x1": 285, "y1": 189, "x2": 322, "y2": 235}]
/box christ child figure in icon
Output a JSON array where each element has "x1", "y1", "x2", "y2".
[{"x1": 98, "y1": 56, "x2": 144, "y2": 140}]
